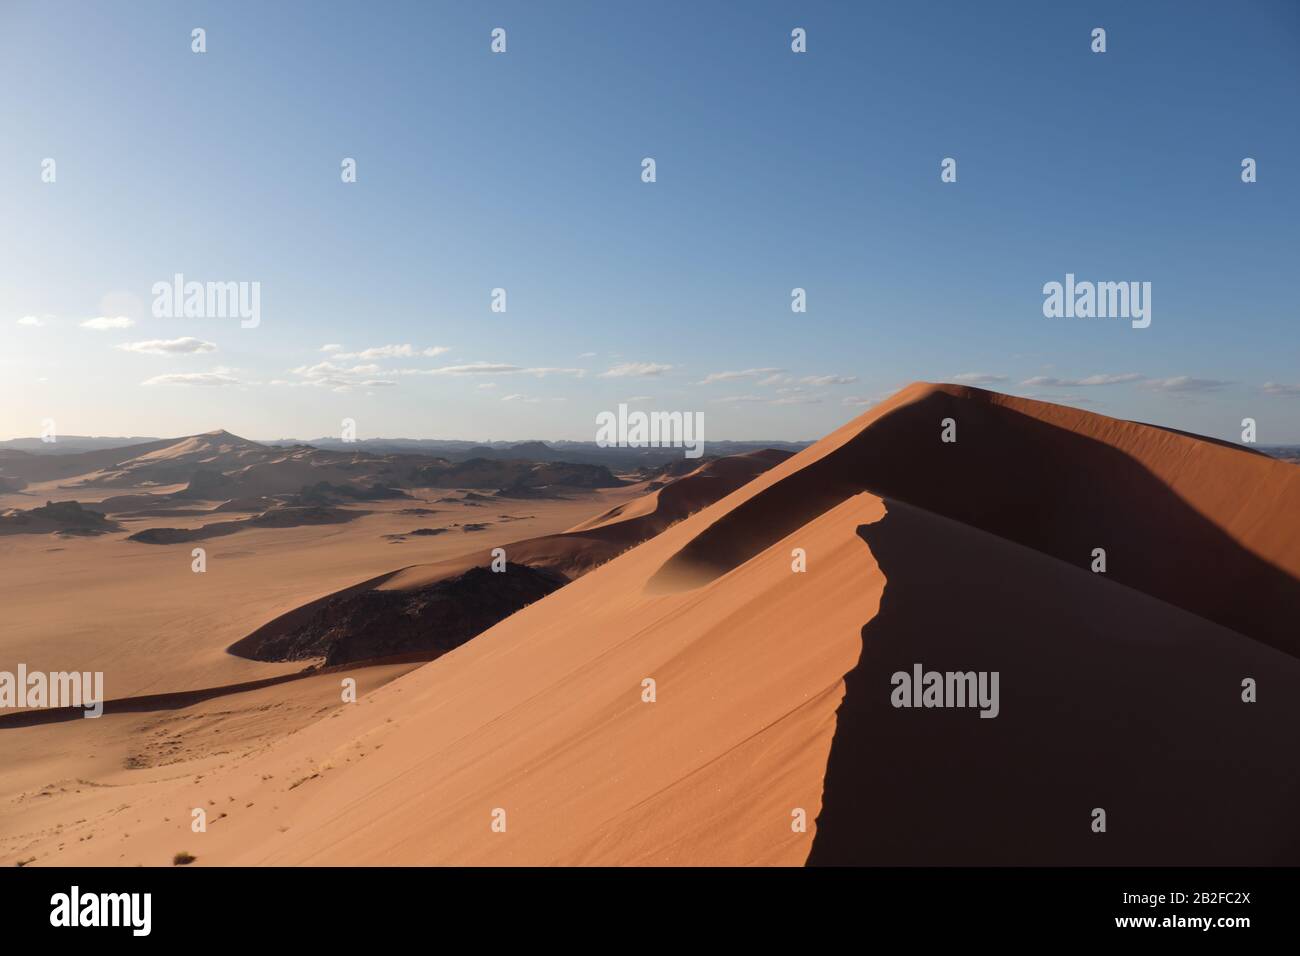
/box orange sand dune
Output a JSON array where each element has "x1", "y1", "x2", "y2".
[{"x1": 6, "y1": 384, "x2": 1298, "y2": 866}]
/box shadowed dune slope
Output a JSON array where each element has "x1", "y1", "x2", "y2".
[{"x1": 809, "y1": 499, "x2": 1300, "y2": 865}]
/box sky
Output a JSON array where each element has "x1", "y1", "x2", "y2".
[{"x1": 1, "y1": 0, "x2": 1297, "y2": 443}]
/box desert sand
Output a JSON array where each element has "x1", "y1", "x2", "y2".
[{"x1": 2, "y1": 383, "x2": 1297, "y2": 866}]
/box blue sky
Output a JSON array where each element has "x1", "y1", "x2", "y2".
[{"x1": 2, "y1": 0, "x2": 1297, "y2": 442}]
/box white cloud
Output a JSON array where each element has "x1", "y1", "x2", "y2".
[
  {"x1": 320, "y1": 343, "x2": 343, "y2": 353},
  {"x1": 799, "y1": 374, "x2": 858, "y2": 387},
  {"x1": 699, "y1": 368, "x2": 784, "y2": 385},
  {"x1": 334, "y1": 344, "x2": 450, "y2": 360},
  {"x1": 16, "y1": 316, "x2": 44, "y2": 327},
  {"x1": 705, "y1": 369, "x2": 856, "y2": 388},
  {"x1": 142, "y1": 368, "x2": 243, "y2": 387},
  {"x1": 292, "y1": 361, "x2": 366, "y2": 378},
  {"x1": 713, "y1": 394, "x2": 765, "y2": 404},
  {"x1": 501, "y1": 393, "x2": 541, "y2": 403},
  {"x1": 520, "y1": 367, "x2": 587, "y2": 378},
  {"x1": 1142, "y1": 376, "x2": 1232, "y2": 393},
  {"x1": 288, "y1": 360, "x2": 400, "y2": 392},
  {"x1": 1075, "y1": 373, "x2": 1142, "y2": 386},
  {"x1": 1262, "y1": 382, "x2": 1300, "y2": 398},
  {"x1": 600, "y1": 362, "x2": 674, "y2": 378},
  {"x1": 424, "y1": 362, "x2": 521, "y2": 375},
  {"x1": 415, "y1": 362, "x2": 585, "y2": 378},
  {"x1": 1021, "y1": 373, "x2": 1141, "y2": 387},
  {"x1": 81, "y1": 316, "x2": 135, "y2": 330},
  {"x1": 117, "y1": 336, "x2": 217, "y2": 355},
  {"x1": 951, "y1": 373, "x2": 1008, "y2": 386}
]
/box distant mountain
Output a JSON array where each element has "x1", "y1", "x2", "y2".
[
  {"x1": 0, "y1": 429, "x2": 633, "y2": 508},
  {"x1": 0, "y1": 436, "x2": 161, "y2": 455},
  {"x1": 275, "y1": 437, "x2": 812, "y2": 469},
  {"x1": 3, "y1": 433, "x2": 813, "y2": 471},
  {"x1": 0, "y1": 430, "x2": 813, "y2": 506},
  {"x1": 1260, "y1": 445, "x2": 1300, "y2": 464}
]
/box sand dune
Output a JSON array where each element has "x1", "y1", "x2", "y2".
[{"x1": 3, "y1": 384, "x2": 1296, "y2": 866}]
